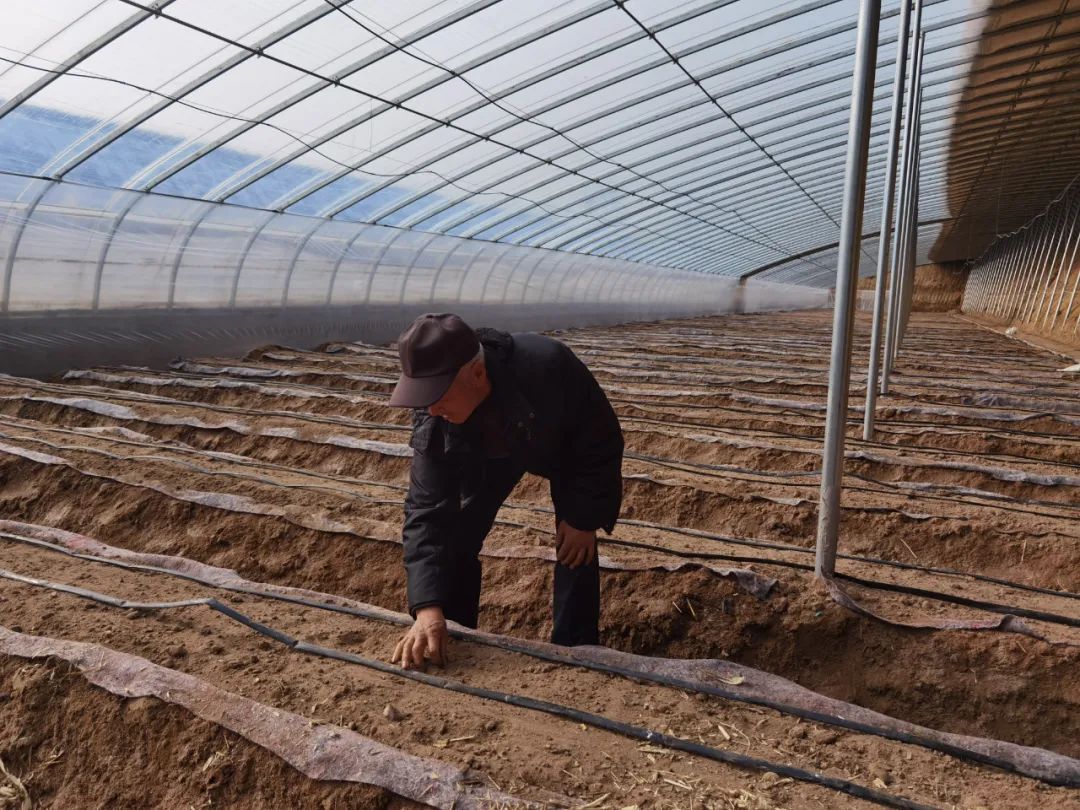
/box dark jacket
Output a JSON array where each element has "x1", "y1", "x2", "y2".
[{"x1": 401, "y1": 328, "x2": 624, "y2": 614}]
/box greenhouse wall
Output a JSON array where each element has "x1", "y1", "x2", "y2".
[{"x1": 0, "y1": 174, "x2": 827, "y2": 376}]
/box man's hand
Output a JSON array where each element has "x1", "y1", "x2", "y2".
[
  {"x1": 556, "y1": 520, "x2": 597, "y2": 569},
  {"x1": 391, "y1": 606, "x2": 449, "y2": 670}
]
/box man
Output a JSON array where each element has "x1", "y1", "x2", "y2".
[{"x1": 387, "y1": 313, "x2": 624, "y2": 670}]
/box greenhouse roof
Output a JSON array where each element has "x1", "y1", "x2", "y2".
[{"x1": 0, "y1": 0, "x2": 1077, "y2": 286}]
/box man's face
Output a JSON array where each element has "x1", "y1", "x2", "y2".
[{"x1": 427, "y1": 358, "x2": 487, "y2": 423}]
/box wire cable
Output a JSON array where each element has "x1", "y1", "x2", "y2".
[
  {"x1": 611, "y1": 0, "x2": 848, "y2": 239},
  {"x1": 318, "y1": 0, "x2": 832, "y2": 272},
  {"x1": 96, "y1": 0, "x2": 815, "y2": 267},
  {"x1": 0, "y1": 55, "x2": 722, "y2": 266}
]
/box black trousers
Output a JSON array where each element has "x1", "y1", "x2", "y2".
[{"x1": 439, "y1": 458, "x2": 600, "y2": 646}]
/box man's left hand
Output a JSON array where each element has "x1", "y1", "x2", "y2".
[{"x1": 556, "y1": 520, "x2": 596, "y2": 569}]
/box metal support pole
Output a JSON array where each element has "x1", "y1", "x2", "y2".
[
  {"x1": 983, "y1": 244, "x2": 1007, "y2": 314},
  {"x1": 1023, "y1": 213, "x2": 1058, "y2": 326},
  {"x1": 91, "y1": 193, "x2": 145, "y2": 311},
  {"x1": 961, "y1": 259, "x2": 979, "y2": 311},
  {"x1": 983, "y1": 247, "x2": 1006, "y2": 314},
  {"x1": 881, "y1": 22, "x2": 924, "y2": 393},
  {"x1": 991, "y1": 242, "x2": 1019, "y2": 316},
  {"x1": 898, "y1": 144, "x2": 921, "y2": 346},
  {"x1": 1039, "y1": 200, "x2": 1080, "y2": 327},
  {"x1": 989, "y1": 240, "x2": 1015, "y2": 313},
  {"x1": 1006, "y1": 218, "x2": 1043, "y2": 321},
  {"x1": 893, "y1": 83, "x2": 922, "y2": 360},
  {"x1": 1051, "y1": 201, "x2": 1080, "y2": 331},
  {"x1": 1029, "y1": 206, "x2": 1070, "y2": 324},
  {"x1": 229, "y1": 212, "x2": 278, "y2": 308},
  {"x1": 1, "y1": 180, "x2": 54, "y2": 313},
  {"x1": 862, "y1": 0, "x2": 913, "y2": 441},
  {"x1": 1005, "y1": 221, "x2": 1044, "y2": 320},
  {"x1": 815, "y1": 0, "x2": 882, "y2": 579}
]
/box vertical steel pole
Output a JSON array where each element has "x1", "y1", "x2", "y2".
[
  {"x1": 893, "y1": 81, "x2": 922, "y2": 358},
  {"x1": 966, "y1": 262, "x2": 983, "y2": 312},
  {"x1": 993, "y1": 241, "x2": 1020, "y2": 316},
  {"x1": 815, "y1": 0, "x2": 882, "y2": 579},
  {"x1": 882, "y1": 24, "x2": 924, "y2": 391},
  {"x1": 963, "y1": 258, "x2": 983, "y2": 312},
  {"x1": 898, "y1": 140, "x2": 921, "y2": 345},
  {"x1": 863, "y1": 0, "x2": 913, "y2": 440},
  {"x1": 1009, "y1": 218, "x2": 1045, "y2": 320}
]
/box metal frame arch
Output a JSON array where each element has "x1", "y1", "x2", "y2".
[
  {"x1": 0, "y1": 0, "x2": 179, "y2": 122},
  {"x1": 228, "y1": 210, "x2": 279, "y2": 308},
  {"x1": 279, "y1": 216, "x2": 332, "y2": 306},
  {"x1": 0, "y1": 179, "x2": 56, "y2": 313},
  {"x1": 46, "y1": 1, "x2": 348, "y2": 181},
  {"x1": 456, "y1": 241, "x2": 516, "y2": 303},
  {"x1": 131, "y1": 0, "x2": 506, "y2": 194},
  {"x1": 91, "y1": 190, "x2": 148, "y2": 310}
]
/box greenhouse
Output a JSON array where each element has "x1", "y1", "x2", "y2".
[{"x1": 0, "y1": 1, "x2": 1077, "y2": 807}]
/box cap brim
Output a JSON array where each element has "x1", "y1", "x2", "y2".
[{"x1": 388, "y1": 371, "x2": 456, "y2": 408}]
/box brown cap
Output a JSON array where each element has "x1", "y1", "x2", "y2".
[{"x1": 388, "y1": 313, "x2": 480, "y2": 408}]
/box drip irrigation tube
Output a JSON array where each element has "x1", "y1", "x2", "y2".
[
  {"x1": 2, "y1": 421, "x2": 1078, "y2": 616},
  {"x1": 2, "y1": 526, "x2": 1078, "y2": 789},
  {"x1": 595, "y1": 536, "x2": 1080, "y2": 629},
  {"x1": 7, "y1": 389, "x2": 1076, "y2": 526},
  {"x1": 0, "y1": 565, "x2": 942, "y2": 810},
  {"x1": 14, "y1": 413, "x2": 1079, "y2": 603},
  {"x1": 619, "y1": 414, "x2": 1080, "y2": 471},
  {"x1": 626, "y1": 451, "x2": 1080, "y2": 523},
  {"x1": 619, "y1": 397, "x2": 1080, "y2": 441},
  {"x1": 15, "y1": 372, "x2": 1080, "y2": 474},
  {"x1": 626, "y1": 453, "x2": 1080, "y2": 522}
]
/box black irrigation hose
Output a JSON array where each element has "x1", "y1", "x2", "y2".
[
  {"x1": 63, "y1": 369, "x2": 1080, "y2": 479},
  {"x1": 2, "y1": 379, "x2": 408, "y2": 434},
  {"x1": 51, "y1": 432, "x2": 1080, "y2": 621},
  {"x1": 78, "y1": 366, "x2": 397, "y2": 402},
  {"x1": 12, "y1": 538, "x2": 1070, "y2": 795},
  {"x1": 596, "y1": 366, "x2": 1080, "y2": 407},
  {"x1": 42, "y1": 371, "x2": 1080, "y2": 466},
  {"x1": 611, "y1": 518, "x2": 1080, "y2": 603},
  {"x1": 627, "y1": 451, "x2": 1080, "y2": 523},
  {"x1": 30, "y1": 376, "x2": 1080, "y2": 523},
  {"x1": 832, "y1": 574, "x2": 1080, "y2": 629},
  {"x1": 577, "y1": 353, "x2": 1080, "y2": 395},
  {"x1": 5, "y1": 422, "x2": 1079, "y2": 611},
  {"x1": 617, "y1": 397, "x2": 1080, "y2": 441},
  {"x1": 618, "y1": 410, "x2": 1080, "y2": 462},
  {"x1": 889, "y1": 390, "x2": 1080, "y2": 419},
  {"x1": 0, "y1": 564, "x2": 943, "y2": 809},
  {"x1": 11, "y1": 390, "x2": 1077, "y2": 526},
  {"x1": 594, "y1": 537, "x2": 1080, "y2": 628}
]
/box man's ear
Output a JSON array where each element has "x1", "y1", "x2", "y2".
[{"x1": 472, "y1": 356, "x2": 487, "y2": 382}]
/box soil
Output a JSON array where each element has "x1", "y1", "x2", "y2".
[{"x1": 0, "y1": 310, "x2": 1078, "y2": 808}]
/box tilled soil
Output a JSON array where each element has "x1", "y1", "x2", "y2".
[{"x1": 0, "y1": 310, "x2": 1078, "y2": 808}]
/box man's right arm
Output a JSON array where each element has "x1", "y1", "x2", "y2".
[{"x1": 402, "y1": 413, "x2": 459, "y2": 616}]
